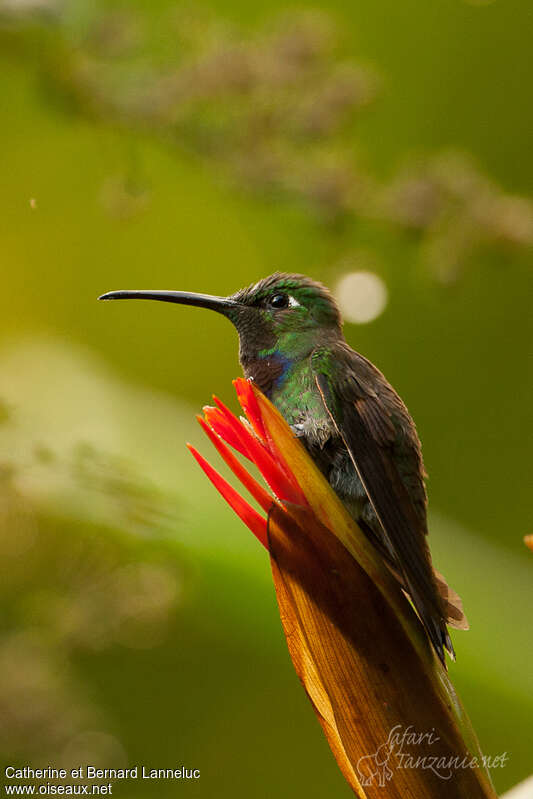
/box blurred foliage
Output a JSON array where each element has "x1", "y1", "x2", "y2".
[
  {"x1": 0, "y1": 364, "x2": 183, "y2": 770},
  {"x1": 3, "y1": 3, "x2": 533, "y2": 281},
  {"x1": 0, "y1": 0, "x2": 532, "y2": 796}
]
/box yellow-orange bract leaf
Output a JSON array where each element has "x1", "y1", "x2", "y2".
[{"x1": 268, "y1": 504, "x2": 496, "y2": 798}]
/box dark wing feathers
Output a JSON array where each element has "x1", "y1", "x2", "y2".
[
  {"x1": 354, "y1": 396, "x2": 396, "y2": 446},
  {"x1": 311, "y1": 345, "x2": 453, "y2": 664}
]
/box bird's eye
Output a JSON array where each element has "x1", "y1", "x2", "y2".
[{"x1": 268, "y1": 293, "x2": 289, "y2": 309}]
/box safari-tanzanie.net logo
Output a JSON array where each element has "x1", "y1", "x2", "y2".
[{"x1": 356, "y1": 725, "x2": 507, "y2": 788}]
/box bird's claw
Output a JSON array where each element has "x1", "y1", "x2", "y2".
[{"x1": 290, "y1": 423, "x2": 306, "y2": 438}]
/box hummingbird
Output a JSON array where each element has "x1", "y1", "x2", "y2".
[{"x1": 99, "y1": 273, "x2": 467, "y2": 664}]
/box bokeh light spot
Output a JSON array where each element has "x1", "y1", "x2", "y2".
[{"x1": 335, "y1": 271, "x2": 388, "y2": 324}]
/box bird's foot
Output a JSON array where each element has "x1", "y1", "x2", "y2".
[{"x1": 290, "y1": 423, "x2": 306, "y2": 438}]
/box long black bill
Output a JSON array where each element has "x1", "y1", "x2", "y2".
[{"x1": 98, "y1": 290, "x2": 239, "y2": 315}]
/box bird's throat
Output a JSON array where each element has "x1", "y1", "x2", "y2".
[{"x1": 241, "y1": 351, "x2": 293, "y2": 397}]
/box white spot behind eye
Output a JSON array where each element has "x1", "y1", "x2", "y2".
[{"x1": 288, "y1": 296, "x2": 301, "y2": 308}]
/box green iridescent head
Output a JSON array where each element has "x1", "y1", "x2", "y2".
[{"x1": 230, "y1": 272, "x2": 340, "y2": 329}]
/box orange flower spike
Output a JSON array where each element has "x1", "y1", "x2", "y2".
[
  {"x1": 202, "y1": 406, "x2": 250, "y2": 459},
  {"x1": 249, "y1": 382, "x2": 309, "y2": 499},
  {"x1": 210, "y1": 396, "x2": 262, "y2": 457},
  {"x1": 196, "y1": 415, "x2": 278, "y2": 516},
  {"x1": 187, "y1": 444, "x2": 268, "y2": 548},
  {"x1": 234, "y1": 379, "x2": 308, "y2": 505},
  {"x1": 213, "y1": 395, "x2": 305, "y2": 506},
  {"x1": 211, "y1": 394, "x2": 265, "y2": 450},
  {"x1": 233, "y1": 377, "x2": 267, "y2": 443}
]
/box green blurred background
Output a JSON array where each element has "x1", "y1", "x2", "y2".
[{"x1": 1, "y1": 0, "x2": 532, "y2": 795}]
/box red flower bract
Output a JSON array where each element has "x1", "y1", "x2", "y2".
[{"x1": 187, "y1": 378, "x2": 307, "y2": 550}]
